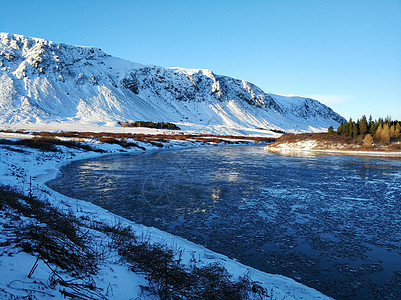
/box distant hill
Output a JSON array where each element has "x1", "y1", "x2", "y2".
[{"x1": 0, "y1": 33, "x2": 345, "y2": 134}]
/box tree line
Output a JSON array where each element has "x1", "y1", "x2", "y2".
[
  {"x1": 328, "y1": 116, "x2": 401, "y2": 146},
  {"x1": 118, "y1": 121, "x2": 181, "y2": 130}
]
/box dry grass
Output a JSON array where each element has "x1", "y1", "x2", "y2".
[
  {"x1": 2, "y1": 129, "x2": 275, "y2": 146},
  {"x1": 272, "y1": 133, "x2": 401, "y2": 151},
  {"x1": 0, "y1": 186, "x2": 98, "y2": 274},
  {"x1": 103, "y1": 223, "x2": 269, "y2": 299},
  {"x1": 0, "y1": 137, "x2": 102, "y2": 152},
  {"x1": 275, "y1": 133, "x2": 354, "y2": 145},
  {"x1": 1, "y1": 186, "x2": 270, "y2": 299}
]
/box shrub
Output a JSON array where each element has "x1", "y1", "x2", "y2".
[
  {"x1": 118, "y1": 121, "x2": 181, "y2": 130},
  {"x1": 0, "y1": 186, "x2": 98, "y2": 274},
  {"x1": 0, "y1": 137, "x2": 102, "y2": 152},
  {"x1": 106, "y1": 224, "x2": 268, "y2": 299},
  {"x1": 363, "y1": 134, "x2": 373, "y2": 148},
  {"x1": 17, "y1": 137, "x2": 59, "y2": 152}
]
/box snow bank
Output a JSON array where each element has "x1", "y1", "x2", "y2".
[{"x1": 265, "y1": 143, "x2": 401, "y2": 157}]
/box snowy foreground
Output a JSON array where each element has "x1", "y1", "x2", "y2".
[{"x1": 0, "y1": 129, "x2": 331, "y2": 299}]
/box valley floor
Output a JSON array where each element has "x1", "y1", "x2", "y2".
[{"x1": 0, "y1": 127, "x2": 330, "y2": 299}]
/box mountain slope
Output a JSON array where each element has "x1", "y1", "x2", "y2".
[{"x1": 0, "y1": 33, "x2": 345, "y2": 134}]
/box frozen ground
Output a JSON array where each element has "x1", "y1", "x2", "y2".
[{"x1": 0, "y1": 127, "x2": 330, "y2": 299}]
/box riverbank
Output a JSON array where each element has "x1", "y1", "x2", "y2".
[
  {"x1": 0, "y1": 129, "x2": 330, "y2": 299},
  {"x1": 266, "y1": 144, "x2": 401, "y2": 158},
  {"x1": 265, "y1": 133, "x2": 401, "y2": 158}
]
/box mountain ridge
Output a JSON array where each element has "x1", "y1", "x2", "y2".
[{"x1": 0, "y1": 33, "x2": 345, "y2": 134}]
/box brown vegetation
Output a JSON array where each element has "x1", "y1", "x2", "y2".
[
  {"x1": 275, "y1": 133, "x2": 353, "y2": 145},
  {"x1": 1, "y1": 186, "x2": 269, "y2": 299},
  {"x1": 0, "y1": 129, "x2": 275, "y2": 148},
  {"x1": 271, "y1": 116, "x2": 401, "y2": 152},
  {"x1": 99, "y1": 222, "x2": 269, "y2": 299},
  {"x1": 118, "y1": 121, "x2": 181, "y2": 130},
  {"x1": 0, "y1": 186, "x2": 98, "y2": 275},
  {"x1": 272, "y1": 132, "x2": 401, "y2": 152}
]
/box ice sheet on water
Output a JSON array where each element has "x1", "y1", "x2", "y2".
[{"x1": 48, "y1": 146, "x2": 401, "y2": 299}]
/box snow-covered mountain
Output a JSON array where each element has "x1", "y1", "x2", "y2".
[{"x1": 0, "y1": 33, "x2": 345, "y2": 134}]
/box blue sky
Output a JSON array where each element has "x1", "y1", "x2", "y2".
[{"x1": 1, "y1": 0, "x2": 400, "y2": 120}]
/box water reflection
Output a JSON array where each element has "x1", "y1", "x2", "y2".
[{"x1": 47, "y1": 146, "x2": 401, "y2": 299}]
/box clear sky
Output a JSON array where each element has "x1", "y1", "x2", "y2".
[{"x1": 1, "y1": 0, "x2": 400, "y2": 120}]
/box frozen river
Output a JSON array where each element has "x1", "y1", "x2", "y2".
[{"x1": 47, "y1": 145, "x2": 401, "y2": 299}]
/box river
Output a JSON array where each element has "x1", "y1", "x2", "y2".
[{"x1": 47, "y1": 145, "x2": 401, "y2": 299}]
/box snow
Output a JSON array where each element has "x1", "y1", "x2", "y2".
[
  {"x1": 0, "y1": 130, "x2": 332, "y2": 299},
  {"x1": 0, "y1": 32, "x2": 343, "y2": 298},
  {"x1": 273, "y1": 140, "x2": 318, "y2": 150},
  {"x1": 265, "y1": 141, "x2": 401, "y2": 157},
  {"x1": 168, "y1": 67, "x2": 214, "y2": 78},
  {"x1": 0, "y1": 33, "x2": 345, "y2": 134}
]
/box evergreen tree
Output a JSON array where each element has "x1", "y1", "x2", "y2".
[
  {"x1": 351, "y1": 122, "x2": 359, "y2": 137},
  {"x1": 327, "y1": 126, "x2": 336, "y2": 135},
  {"x1": 369, "y1": 121, "x2": 379, "y2": 134},
  {"x1": 347, "y1": 122, "x2": 353, "y2": 136},
  {"x1": 336, "y1": 123, "x2": 346, "y2": 135},
  {"x1": 332, "y1": 115, "x2": 400, "y2": 142},
  {"x1": 358, "y1": 115, "x2": 368, "y2": 135}
]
